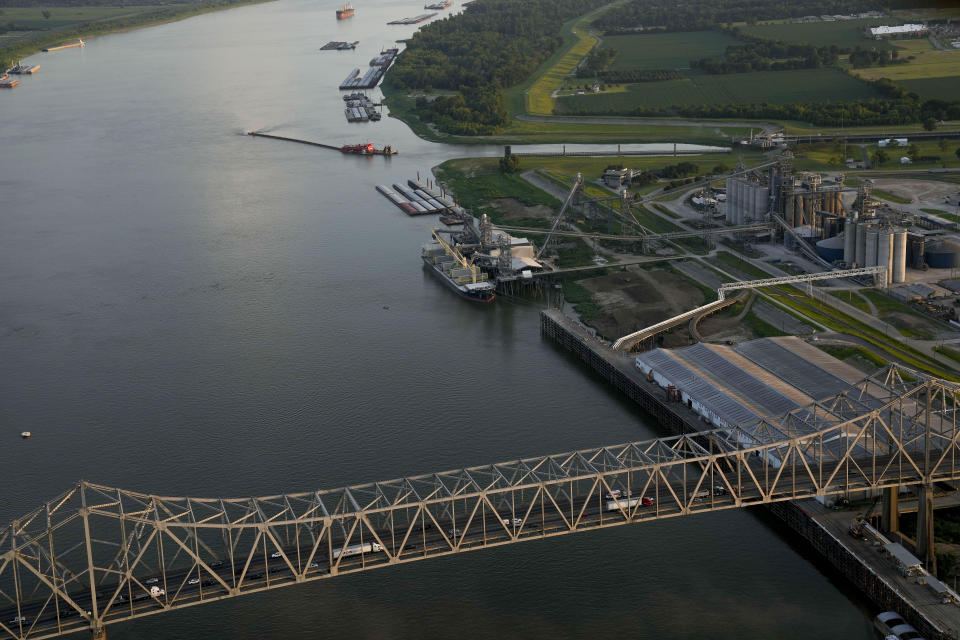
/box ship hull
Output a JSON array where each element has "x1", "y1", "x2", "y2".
[
  {"x1": 336, "y1": 9, "x2": 354, "y2": 19},
  {"x1": 422, "y1": 259, "x2": 495, "y2": 303}
]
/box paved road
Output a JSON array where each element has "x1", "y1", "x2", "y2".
[{"x1": 513, "y1": 114, "x2": 779, "y2": 133}]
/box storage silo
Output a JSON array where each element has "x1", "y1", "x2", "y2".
[
  {"x1": 892, "y1": 230, "x2": 907, "y2": 283},
  {"x1": 844, "y1": 219, "x2": 856, "y2": 264},
  {"x1": 865, "y1": 229, "x2": 879, "y2": 267},
  {"x1": 924, "y1": 239, "x2": 960, "y2": 269},
  {"x1": 877, "y1": 230, "x2": 893, "y2": 287},
  {"x1": 816, "y1": 235, "x2": 845, "y2": 263},
  {"x1": 856, "y1": 223, "x2": 867, "y2": 267}
]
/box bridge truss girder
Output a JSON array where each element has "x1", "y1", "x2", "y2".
[{"x1": 1, "y1": 365, "x2": 959, "y2": 639}]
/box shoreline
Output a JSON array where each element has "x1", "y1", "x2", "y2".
[{"x1": 0, "y1": 0, "x2": 278, "y2": 68}]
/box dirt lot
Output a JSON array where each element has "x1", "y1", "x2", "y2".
[
  {"x1": 489, "y1": 198, "x2": 555, "y2": 222},
  {"x1": 578, "y1": 266, "x2": 705, "y2": 342},
  {"x1": 870, "y1": 178, "x2": 960, "y2": 206}
]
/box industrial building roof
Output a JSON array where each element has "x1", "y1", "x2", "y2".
[
  {"x1": 635, "y1": 337, "x2": 876, "y2": 448},
  {"x1": 869, "y1": 24, "x2": 925, "y2": 35}
]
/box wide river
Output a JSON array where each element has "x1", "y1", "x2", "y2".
[{"x1": 1, "y1": 1, "x2": 875, "y2": 637}]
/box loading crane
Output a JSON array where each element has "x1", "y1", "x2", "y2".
[
  {"x1": 431, "y1": 228, "x2": 480, "y2": 284},
  {"x1": 536, "y1": 173, "x2": 584, "y2": 259}
]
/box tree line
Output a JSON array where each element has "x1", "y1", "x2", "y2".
[
  {"x1": 594, "y1": 0, "x2": 934, "y2": 34},
  {"x1": 386, "y1": 0, "x2": 608, "y2": 134}
]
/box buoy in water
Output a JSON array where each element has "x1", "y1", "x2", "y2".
[{"x1": 21, "y1": 431, "x2": 31, "y2": 439}]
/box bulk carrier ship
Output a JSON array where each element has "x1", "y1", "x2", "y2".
[
  {"x1": 421, "y1": 231, "x2": 495, "y2": 303},
  {"x1": 336, "y1": 3, "x2": 354, "y2": 19}
]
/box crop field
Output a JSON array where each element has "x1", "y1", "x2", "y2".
[
  {"x1": 556, "y1": 68, "x2": 881, "y2": 111},
  {"x1": 897, "y1": 77, "x2": 960, "y2": 102},
  {"x1": 604, "y1": 31, "x2": 741, "y2": 71},
  {"x1": 738, "y1": 18, "x2": 898, "y2": 48}
]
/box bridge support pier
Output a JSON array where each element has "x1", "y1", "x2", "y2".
[
  {"x1": 881, "y1": 486, "x2": 899, "y2": 534},
  {"x1": 92, "y1": 627, "x2": 106, "y2": 640},
  {"x1": 916, "y1": 484, "x2": 936, "y2": 573}
]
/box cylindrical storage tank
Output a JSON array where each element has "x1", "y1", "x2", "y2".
[
  {"x1": 893, "y1": 230, "x2": 907, "y2": 283},
  {"x1": 865, "y1": 229, "x2": 879, "y2": 267},
  {"x1": 877, "y1": 230, "x2": 893, "y2": 287},
  {"x1": 816, "y1": 235, "x2": 845, "y2": 263},
  {"x1": 844, "y1": 219, "x2": 856, "y2": 264},
  {"x1": 924, "y1": 240, "x2": 960, "y2": 269},
  {"x1": 855, "y1": 223, "x2": 867, "y2": 267}
]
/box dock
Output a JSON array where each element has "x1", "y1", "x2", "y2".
[
  {"x1": 540, "y1": 308, "x2": 960, "y2": 640},
  {"x1": 0, "y1": 74, "x2": 18, "y2": 89},
  {"x1": 388, "y1": 13, "x2": 436, "y2": 24},
  {"x1": 246, "y1": 131, "x2": 341, "y2": 151}
]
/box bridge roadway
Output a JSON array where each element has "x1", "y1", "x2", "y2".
[
  {"x1": 2, "y1": 363, "x2": 957, "y2": 639},
  {"x1": 0, "y1": 454, "x2": 924, "y2": 639}
]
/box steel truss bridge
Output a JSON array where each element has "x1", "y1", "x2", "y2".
[{"x1": 3, "y1": 365, "x2": 960, "y2": 639}]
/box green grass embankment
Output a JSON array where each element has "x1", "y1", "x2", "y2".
[{"x1": 0, "y1": 0, "x2": 274, "y2": 67}]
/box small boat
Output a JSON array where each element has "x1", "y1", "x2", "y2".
[
  {"x1": 21, "y1": 431, "x2": 31, "y2": 439},
  {"x1": 336, "y1": 3, "x2": 355, "y2": 19}
]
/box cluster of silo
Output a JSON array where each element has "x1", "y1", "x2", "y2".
[
  {"x1": 841, "y1": 220, "x2": 907, "y2": 284},
  {"x1": 782, "y1": 186, "x2": 845, "y2": 228},
  {"x1": 725, "y1": 177, "x2": 769, "y2": 225}
]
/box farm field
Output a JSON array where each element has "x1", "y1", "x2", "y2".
[
  {"x1": 849, "y1": 40, "x2": 960, "y2": 101},
  {"x1": 0, "y1": 7, "x2": 165, "y2": 31},
  {"x1": 738, "y1": 18, "x2": 898, "y2": 48},
  {"x1": 897, "y1": 77, "x2": 960, "y2": 102},
  {"x1": 556, "y1": 68, "x2": 882, "y2": 112},
  {"x1": 604, "y1": 31, "x2": 741, "y2": 71}
]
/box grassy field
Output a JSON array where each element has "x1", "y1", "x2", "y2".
[
  {"x1": 603, "y1": 31, "x2": 741, "y2": 71},
  {"x1": 506, "y1": 2, "x2": 617, "y2": 116},
  {"x1": 557, "y1": 68, "x2": 881, "y2": 111},
  {"x1": 512, "y1": 151, "x2": 763, "y2": 182},
  {"x1": 850, "y1": 39, "x2": 960, "y2": 101},
  {"x1": 0, "y1": 6, "x2": 165, "y2": 31},
  {"x1": 898, "y1": 77, "x2": 960, "y2": 102},
  {"x1": 738, "y1": 18, "x2": 898, "y2": 48}
]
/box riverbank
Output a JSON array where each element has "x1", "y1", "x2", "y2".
[{"x1": 0, "y1": 0, "x2": 276, "y2": 69}]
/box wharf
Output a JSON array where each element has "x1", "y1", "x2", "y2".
[{"x1": 540, "y1": 308, "x2": 960, "y2": 640}]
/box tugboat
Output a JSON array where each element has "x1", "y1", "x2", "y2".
[
  {"x1": 340, "y1": 142, "x2": 397, "y2": 156},
  {"x1": 336, "y1": 3, "x2": 355, "y2": 19}
]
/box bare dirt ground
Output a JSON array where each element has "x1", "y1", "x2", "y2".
[
  {"x1": 488, "y1": 198, "x2": 555, "y2": 222},
  {"x1": 579, "y1": 267, "x2": 704, "y2": 342},
  {"x1": 870, "y1": 178, "x2": 960, "y2": 206}
]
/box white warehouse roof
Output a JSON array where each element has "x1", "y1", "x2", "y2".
[{"x1": 869, "y1": 24, "x2": 925, "y2": 36}]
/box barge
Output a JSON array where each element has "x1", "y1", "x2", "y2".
[
  {"x1": 0, "y1": 74, "x2": 18, "y2": 88},
  {"x1": 388, "y1": 13, "x2": 436, "y2": 24},
  {"x1": 42, "y1": 39, "x2": 83, "y2": 52},
  {"x1": 424, "y1": 0, "x2": 452, "y2": 8}
]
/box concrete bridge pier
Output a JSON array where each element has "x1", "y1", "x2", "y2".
[
  {"x1": 92, "y1": 628, "x2": 106, "y2": 640},
  {"x1": 881, "y1": 486, "x2": 899, "y2": 533},
  {"x1": 916, "y1": 484, "x2": 936, "y2": 573}
]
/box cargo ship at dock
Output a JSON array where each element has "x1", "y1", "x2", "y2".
[
  {"x1": 422, "y1": 233, "x2": 495, "y2": 303},
  {"x1": 336, "y1": 3, "x2": 354, "y2": 19},
  {"x1": 7, "y1": 61, "x2": 39, "y2": 75}
]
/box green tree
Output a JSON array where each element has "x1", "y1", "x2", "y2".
[
  {"x1": 873, "y1": 149, "x2": 889, "y2": 166},
  {"x1": 923, "y1": 116, "x2": 937, "y2": 131},
  {"x1": 955, "y1": 147, "x2": 960, "y2": 161},
  {"x1": 940, "y1": 138, "x2": 950, "y2": 151},
  {"x1": 41, "y1": 10, "x2": 51, "y2": 19},
  {"x1": 499, "y1": 154, "x2": 520, "y2": 174},
  {"x1": 908, "y1": 143, "x2": 920, "y2": 161}
]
